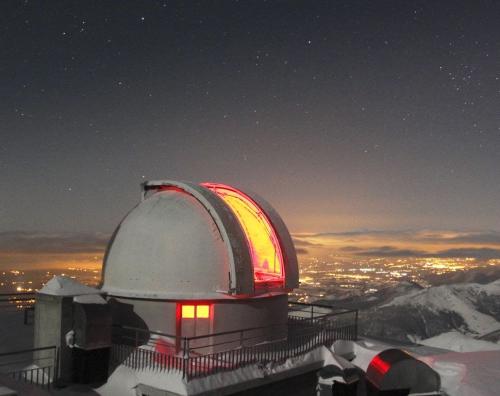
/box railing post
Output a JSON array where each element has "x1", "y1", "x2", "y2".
[
  {"x1": 354, "y1": 310, "x2": 358, "y2": 340},
  {"x1": 182, "y1": 337, "x2": 188, "y2": 379},
  {"x1": 53, "y1": 346, "x2": 60, "y2": 387}
]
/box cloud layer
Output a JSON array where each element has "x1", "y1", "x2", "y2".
[
  {"x1": 0, "y1": 231, "x2": 108, "y2": 269},
  {"x1": 293, "y1": 230, "x2": 500, "y2": 259},
  {"x1": 2, "y1": 228, "x2": 500, "y2": 270},
  {"x1": 0, "y1": 231, "x2": 109, "y2": 254}
]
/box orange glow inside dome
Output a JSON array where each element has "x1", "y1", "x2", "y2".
[{"x1": 202, "y1": 183, "x2": 285, "y2": 288}]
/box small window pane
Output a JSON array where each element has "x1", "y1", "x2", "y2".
[
  {"x1": 182, "y1": 305, "x2": 195, "y2": 318},
  {"x1": 196, "y1": 305, "x2": 210, "y2": 318}
]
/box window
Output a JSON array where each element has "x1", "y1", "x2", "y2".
[
  {"x1": 181, "y1": 305, "x2": 195, "y2": 318},
  {"x1": 196, "y1": 305, "x2": 209, "y2": 318},
  {"x1": 181, "y1": 304, "x2": 210, "y2": 319}
]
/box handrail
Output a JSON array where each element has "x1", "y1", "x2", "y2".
[
  {"x1": 288, "y1": 301, "x2": 348, "y2": 309},
  {"x1": 113, "y1": 307, "x2": 354, "y2": 345},
  {"x1": 288, "y1": 301, "x2": 358, "y2": 315},
  {"x1": 111, "y1": 321, "x2": 358, "y2": 380},
  {"x1": 0, "y1": 345, "x2": 57, "y2": 358},
  {"x1": 110, "y1": 303, "x2": 358, "y2": 382},
  {"x1": 187, "y1": 322, "x2": 288, "y2": 341},
  {"x1": 0, "y1": 345, "x2": 58, "y2": 390},
  {"x1": 0, "y1": 297, "x2": 36, "y2": 302},
  {"x1": 112, "y1": 324, "x2": 178, "y2": 340},
  {"x1": 0, "y1": 292, "x2": 36, "y2": 316},
  {"x1": 0, "y1": 292, "x2": 36, "y2": 297},
  {"x1": 113, "y1": 302, "x2": 358, "y2": 341},
  {"x1": 188, "y1": 333, "x2": 289, "y2": 352}
]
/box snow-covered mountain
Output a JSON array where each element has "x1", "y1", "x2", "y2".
[
  {"x1": 425, "y1": 266, "x2": 500, "y2": 286},
  {"x1": 420, "y1": 331, "x2": 500, "y2": 352},
  {"x1": 319, "y1": 280, "x2": 424, "y2": 310},
  {"x1": 355, "y1": 279, "x2": 500, "y2": 343}
]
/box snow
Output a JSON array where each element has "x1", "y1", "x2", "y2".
[
  {"x1": 65, "y1": 330, "x2": 75, "y2": 348},
  {"x1": 73, "y1": 294, "x2": 107, "y2": 304},
  {"x1": 3, "y1": 281, "x2": 500, "y2": 396},
  {"x1": 420, "y1": 331, "x2": 500, "y2": 353},
  {"x1": 20, "y1": 364, "x2": 51, "y2": 386},
  {"x1": 38, "y1": 276, "x2": 100, "y2": 296},
  {"x1": 0, "y1": 386, "x2": 16, "y2": 396},
  {"x1": 96, "y1": 365, "x2": 137, "y2": 396},
  {"x1": 421, "y1": 351, "x2": 500, "y2": 396},
  {"x1": 1, "y1": 305, "x2": 498, "y2": 396},
  {"x1": 351, "y1": 340, "x2": 387, "y2": 371},
  {"x1": 382, "y1": 282, "x2": 500, "y2": 335},
  {"x1": 108, "y1": 340, "x2": 500, "y2": 396},
  {"x1": 98, "y1": 345, "x2": 327, "y2": 396},
  {"x1": 353, "y1": 338, "x2": 500, "y2": 396},
  {"x1": 323, "y1": 347, "x2": 355, "y2": 370},
  {"x1": 482, "y1": 278, "x2": 500, "y2": 295}
]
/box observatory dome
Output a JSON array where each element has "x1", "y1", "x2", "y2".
[{"x1": 100, "y1": 180, "x2": 298, "y2": 299}]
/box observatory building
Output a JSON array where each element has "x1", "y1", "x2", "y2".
[
  {"x1": 100, "y1": 180, "x2": 300, "y2": 345},
  {"x1": 26, "y1": 179, "x2": 446, "y2": 396}
]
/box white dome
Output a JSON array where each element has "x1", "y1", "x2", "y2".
[{"x1": 100, "y1": 180, "x2": 299, "y2": 299}]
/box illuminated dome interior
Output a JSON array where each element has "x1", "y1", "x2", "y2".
[{"x1": 202, "y1": 183, "x2": 284, "y2": 287}]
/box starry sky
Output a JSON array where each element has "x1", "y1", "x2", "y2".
[{"x1": 1, "y1": 1, "x2": 499, "y2": 268}]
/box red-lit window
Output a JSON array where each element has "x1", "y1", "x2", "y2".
[
  {"x1": 181, "y1": 305, "x2": 195, "y2": 318},
  {"x1": 196, "y1": 305, "x2": 210, "y2": 318},
  {"x1": 181, "y1": 304, "x2": 210, "y2": 319}
]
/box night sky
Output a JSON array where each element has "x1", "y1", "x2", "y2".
[{"x1": 1, "y1": 1, "x2": 499, "y2": 264}]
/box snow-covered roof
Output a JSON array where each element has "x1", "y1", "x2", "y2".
[
  {"x1": 353, "y1": 338, "x2": 500, "y2": 396},
  {"x1": 38, "y1": 276, "x2": 100, "y2": 296},
  {"x1": 100, "y1": 180, "x2": 299, "y2": 299},
  {"x1": 73, "y1": 294, "x2": 107, "y2": 305},
  {"x1": 420, "y1": 331, "x2": 500, "y2": 353}
]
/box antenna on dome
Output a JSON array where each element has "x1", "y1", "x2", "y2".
[
  {"x1": 140, "y1": 180, "x2": 170, "y2": 200},
  {"x1": 140, "y1": 181, "x2": 148, "y2": 201}
]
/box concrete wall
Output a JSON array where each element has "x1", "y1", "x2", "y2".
[
  {"x1": 109, "y1": 293, "x2": 289, "y2": 353},
  {"x1": 209, "y1": 294, "x2": 288, "y2": 351},
  {"x1": 108, "y1": 298, "x2": 177, "y2": 335},
  {"x1": 212, "y1": 294, "x2": 288, "y2": 334},
  {"x1": 33, "y1": 294, "x2": 74, "y2": 382}
]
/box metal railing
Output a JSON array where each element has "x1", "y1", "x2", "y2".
[
  {"x1": 288, "y1": 301, "x2": 358, "y2": 319},
  {"x1": 110, "y1": 304, "x2": 358, "y2": 380},
  {"x1": 287, "y1": 302, "x2": 359, "y2": 337},
  {"x1": 185, "y1": 320, "x2": 356, "y2": 379},
  {"x1": 0, "y1": 292, "x2": 36, "y2": 324},
  {"x1": 0, "y1": 345, "x2": 58, "y2": 389}
]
